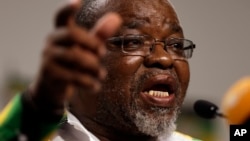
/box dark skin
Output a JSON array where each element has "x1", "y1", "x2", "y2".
[
  {"x1": 28, "y1": 0, "x2": 122, "y2": 115},
  {"x1": 27, "y1": 0, "x2": 190, "y2": 141}
]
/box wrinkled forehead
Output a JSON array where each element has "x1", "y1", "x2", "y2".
[
  {"x1": 77, "y1": 0, "x2": 179, "y2": 28},
  {"x1": 115, "y1": 0, "x2": 181, "y2": 35},
  {"x1": 110, "y1": 0, "x2": 178, "y2": 19}
]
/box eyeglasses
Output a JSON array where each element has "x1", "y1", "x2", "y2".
[{"x1": 106, "y1": 34, "x2": 196, "y2": 59}]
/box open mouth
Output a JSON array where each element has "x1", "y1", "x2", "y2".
[
  {"x1": 143, "y1": 84, "x2": 174, "y2": 97},
  {"x1": 140, "y1": 74, "x2": 177, "y2": 107}
]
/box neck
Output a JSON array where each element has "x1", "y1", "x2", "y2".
[
  {"x1": 72, "y1": 112, "x2": 159, "y2": 141},
  {"x1": 69, "y1": 92, "x2": 162, "y2": 141},
  {"x1": 68, "y1": 107, "x2": 157, "y2": 141}
]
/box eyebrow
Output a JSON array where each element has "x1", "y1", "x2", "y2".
[
  {"x1": 124, "y1": 18, "x2": 183, "y2": 34},
  {"x1": 125, "y1": 18, "x2": 149, "y2": 29},
  {"x1": 169, "y1": 22, "x2": 183, "y2": 34}
]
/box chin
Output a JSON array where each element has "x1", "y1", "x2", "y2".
[
  {"x1": 132, "y1": 107, "x2": 178, "y2": 137},
  {"x1": 128, "y1": 96, "x2": 181, "y2": 137}
]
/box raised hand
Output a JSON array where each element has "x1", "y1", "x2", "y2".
[{"x1": 27, "y1": 0, "x2": 122, "y2": 115}]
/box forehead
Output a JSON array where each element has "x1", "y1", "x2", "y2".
[
  {"x1": 107, "y1": 0, "x2": 181, "y2": 34},
  {"x1": 114, "y1": 1, "x2": 175, "y2": 16},
  {"x1": 119, "y1": 0, "x2": 176, "y2": 15}
]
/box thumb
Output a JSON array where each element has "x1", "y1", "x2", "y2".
[
  {"x1": 90, "y1": 13, "x2": 123, "y2": 42},
  {"x1": 69, "y1": 0, "x2": 82, "y2": 10}
]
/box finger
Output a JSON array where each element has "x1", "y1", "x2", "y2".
[
  {"x1": 42, "y1": 57, "x2": 74, "y2": 82},
  {"x1": 55, "y1": 46, "x2": 101, "y2": 77},
  {"x1": 40, "y1": 59, "x2": 75, "y2": 105},
  {"x1": 47, "y1": 28, "x2": 74, "y2": 47},
  {"x1": 48, "y1": 26, "x2": 104, "y2": 57},
  {"x1": 73, "y1": 72, "x2": 102, "y2": 93},
  {"x1": 43, "y1": 56, "x2": 101, "y2": 93},
  {"x1": 54, "y1": 0, "x2": 82, "y2": 28},
  {"x1": 43, "y1": 45, "x2": 104, "y2": 79},
  {"x1": 67, "y1": 13, "x2": 122, "y2": 56},
  {"x1": 67, "y1": 18, "x2": 105, "y2": 55},
  {"x1": 47, "y1": 27, "x2": 99, "y2": 53},
  {"x1": 71, "y1": 47, "x2": 107, "y2": 80}
]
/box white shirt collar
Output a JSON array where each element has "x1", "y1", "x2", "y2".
[{"x1": 52, "y1": 112, "x2": 196, "y2": 141}]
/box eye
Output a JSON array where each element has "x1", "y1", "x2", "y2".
[
  {"x1": 123, "y1": 36, "x2": 144, "y2": 51},
  {"x1": 106, "y1": 37, "x2": 124, "y2": 51},
  {"x1": 167, "y1": 39, "x2": 184, "y2": 51},
  {"x1": 107, "y1": 37, "x2": 123, "y2": 47}
]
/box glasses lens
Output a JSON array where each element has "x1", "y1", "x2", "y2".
[
  {"x1": 183, "y1": 48, "x2": 192, "y2": 59},
  {"x1": 106, "y1": 37, "x2": 123, "y2": 51},
  {"x1": 182, "y1": 40, "x2": 195, "y2": 59},
  {"x1": 122, "y1": 35, "x2": 144, "y2": 52},
  {"x1": 122, "y1": 35, "x2": 152, "y2": 56},
  {"x1": 107, "y1": 35, "x2": 195, "y2": 59},
  {"x1": 166, "y1": 38, "x2": 194, "y2": 59}
]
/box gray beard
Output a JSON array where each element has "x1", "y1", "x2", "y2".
[
  {"x1": 130, "y1": 71, "x2": 181, "y2": 137},
  {"x1": 94, "y1": 70, "x2": 182, "y2": 138},
  {"x1": 132, "y1": 106, "x2": 178, "y2": 137}
]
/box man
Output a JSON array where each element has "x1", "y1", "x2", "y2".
[{"x1": 0, "y1": 0, "x2": 200, "y2": 140}]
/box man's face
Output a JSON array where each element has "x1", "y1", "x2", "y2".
[{"x1": 95, "y1": 0, "x2": 190, "y2": 137}]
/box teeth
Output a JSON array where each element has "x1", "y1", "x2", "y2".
[{"x1": 147, "y1": 90, "x2": 169, "y2": 97}]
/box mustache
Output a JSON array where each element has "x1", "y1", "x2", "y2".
[{"x1": 130, "y1": 69, "x2": 179, "y2": 95}]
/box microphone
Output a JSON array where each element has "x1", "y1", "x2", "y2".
[
  {"x1": 194, "y1": 76, "x2": 250, "y2": 125},
  {"x1": 193, "y1": 100, "x2": 225, "y2": 119}
]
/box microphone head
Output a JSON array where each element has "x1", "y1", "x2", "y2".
[{"x1": 194, "y1": 100, "x2": 219, "y2": 119}]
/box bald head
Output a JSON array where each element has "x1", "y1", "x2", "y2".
[{"x1": 76, "y1": 0, "x2": 179, "y2": 29}]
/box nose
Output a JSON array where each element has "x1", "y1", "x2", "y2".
[{"x1": 144, "y1": 44, "x2": 174, "y2": 69}]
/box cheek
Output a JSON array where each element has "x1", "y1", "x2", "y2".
[
  {"x1": 105, "y1": 55, "x2": 144, "y2": 78},
  {"x1": 174, "y1": 60, "x2": 190, "y2": 90},
  {"x1": 102, "y1": 53, "x2": 144, "y2": 93},
  {"x1": 101, "y1": 54, "x2": 144, "y2": 106}
]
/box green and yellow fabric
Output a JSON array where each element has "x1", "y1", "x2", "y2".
[{"x1": 0, "y1": 93, "x2": 63, "y2": 141}]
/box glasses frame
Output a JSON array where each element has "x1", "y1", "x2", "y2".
[{"x1": 107, "y1": 34, "x2": 196, "y2": 59}]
